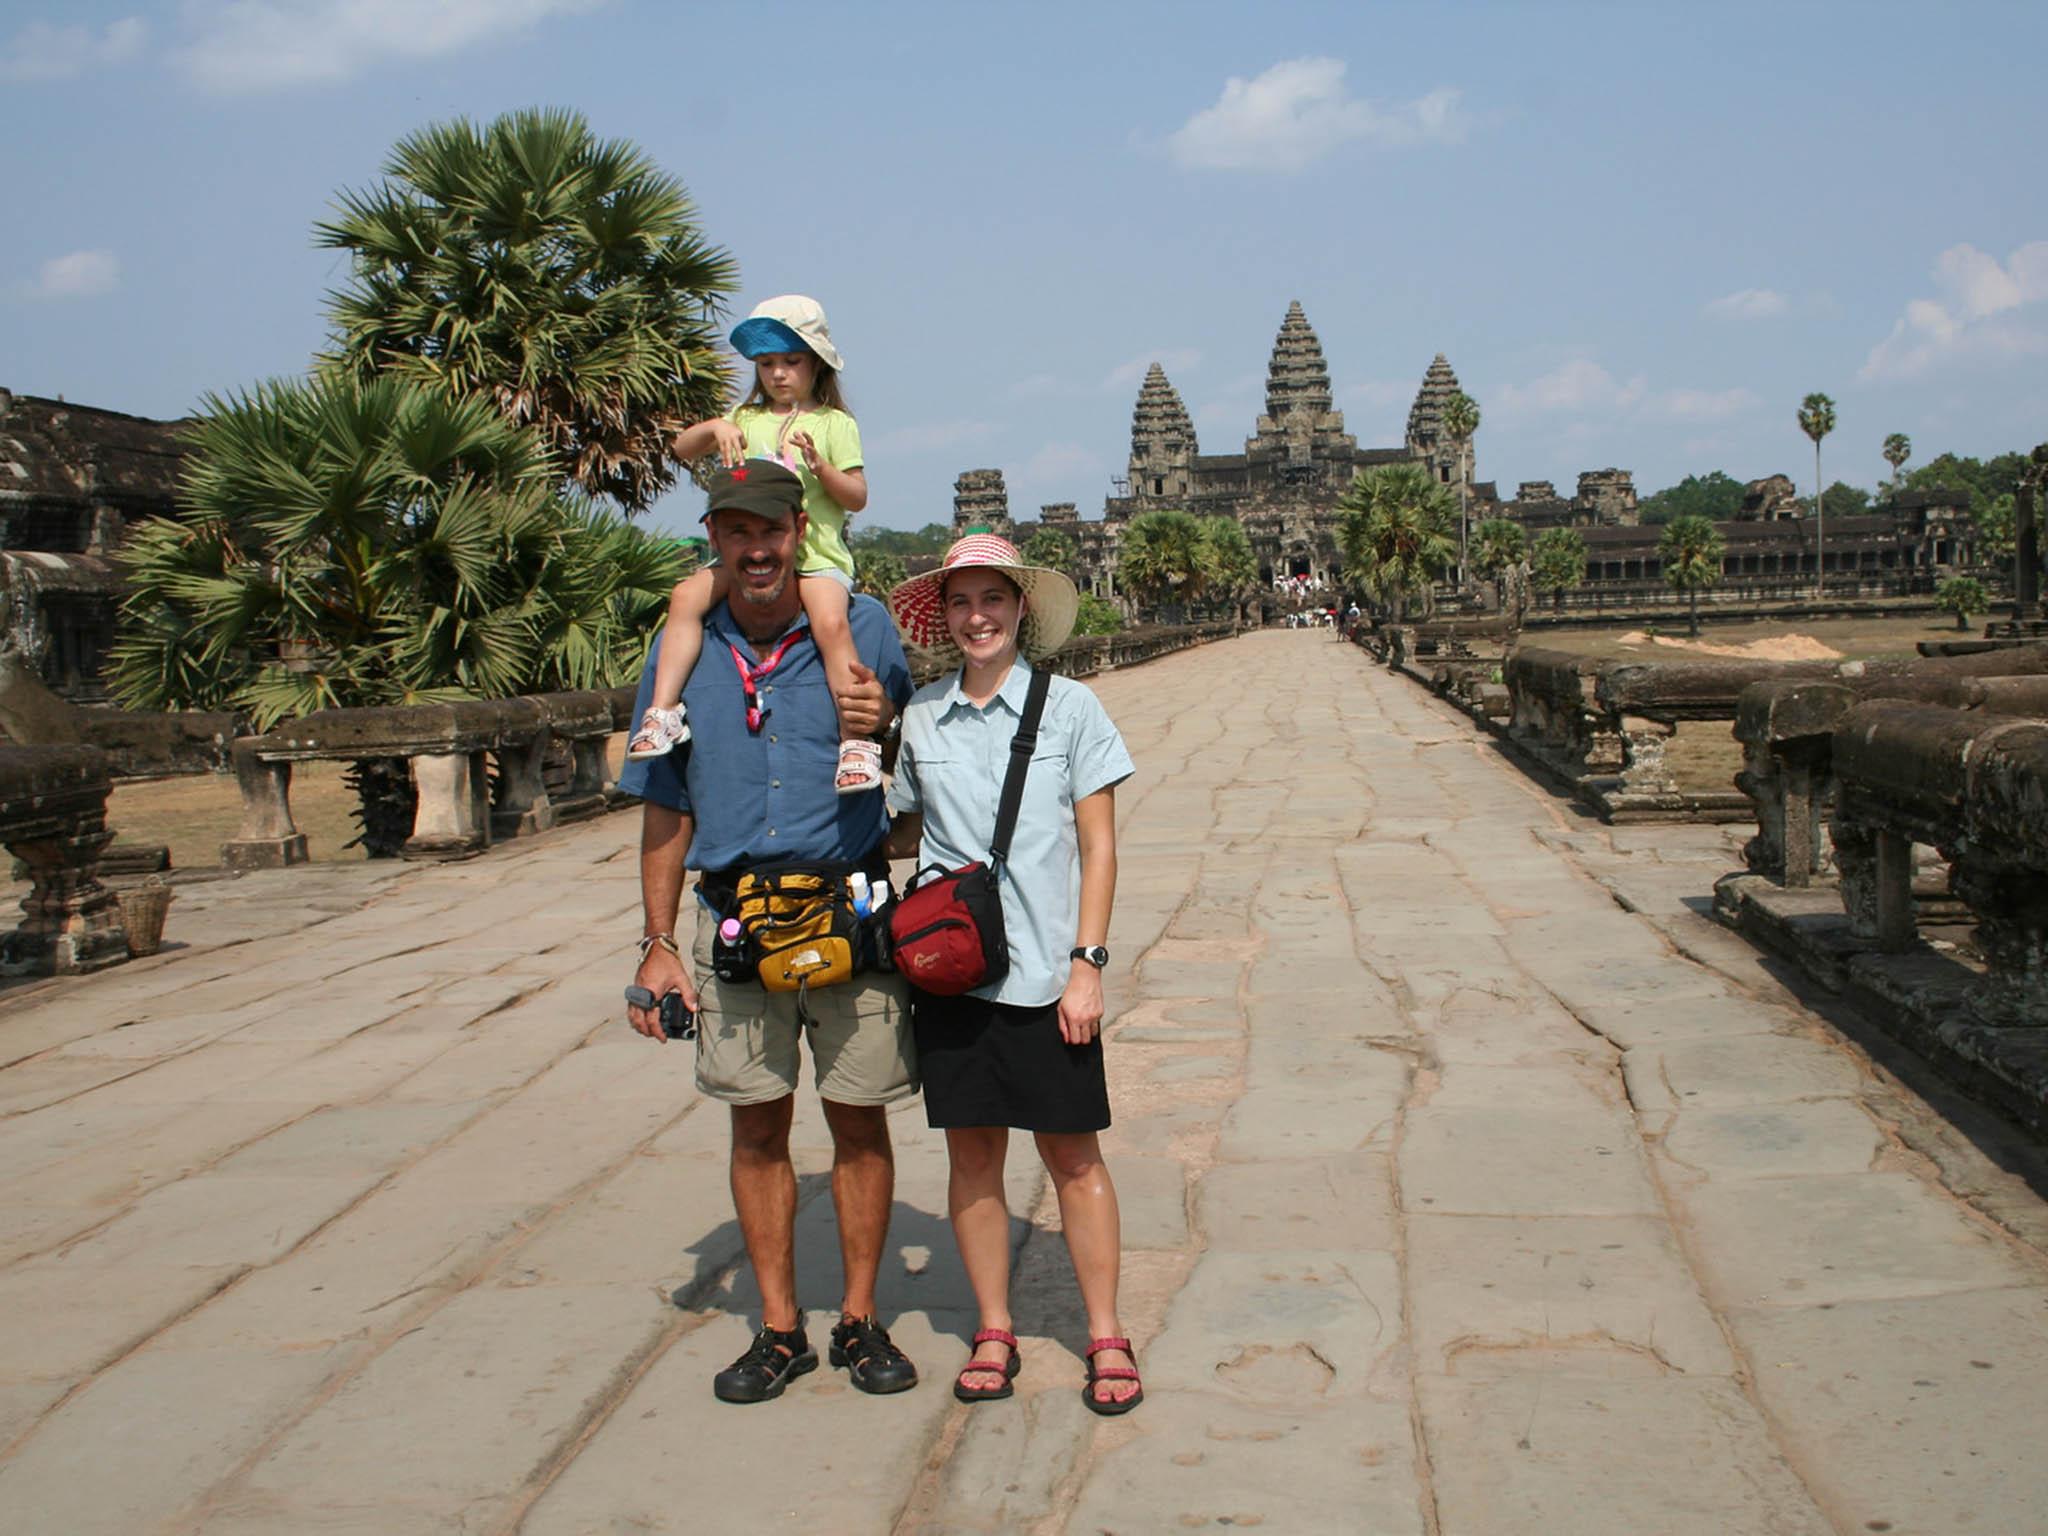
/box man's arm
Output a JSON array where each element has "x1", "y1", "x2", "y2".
[{"x1": 628, "y1": 803, "x2": 698, "y2": 1040}]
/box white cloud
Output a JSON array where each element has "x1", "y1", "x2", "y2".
[
  {"x1": 1704, "y1": 287, "x2": 1788, "y2": 321},
  {"x1": 1861, "y1": 240, "x2": 2048, "y2": 380},
  {"x1": 865, "y1": 420, "x2": 995, "y2": 458},
  {"x1": 1497, "y1": 358, "x2": 1753, "y2": 425},
  {"x1": 170, "y1": 0, "x2": 605, "y2": 92},
  {"x1": 24, "y1": 249, "x2": 120, "y2": 300},
  {"x1": 1649, "y1": 386, "x2": 1758, "y2": 422},
  {"x1": 1497, "y1": 358, "x2": 1646, "y2": 415},
  {"x1": 1167, "y1": 58, "x2": 1463, "y2": 173},
  {"x1": 1101, "y1": 348, "x2": 1201, "y2": 392},
  {"x1": 0, "y1": 17, "x2": 146, "y2": 81}
]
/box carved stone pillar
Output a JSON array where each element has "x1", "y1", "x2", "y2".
[
  {"x1": 1833, "y1": 818, "x2": 1881, "y2": 940},
  {"x1": 0, "y1": 745, "x2": 128, "y2": 975},
  {"x1": 1950, "y1": 852, "x2": 2048, "y2": 1025},
  {"x1": 1873, "y1": 829, "x2": 1918, "y2": 952},
  {"x1": 220, "y1": 739, "x2": 309, "y2": 870},
  {"x1": 491, "y1": 733, "x2": 554, "y2": 840},
  {"x1": 1615, "y1": 716, "x2": 1678, "y2": 797},
  {"x1": 404, "y1": 751, "x2": 490, "y2": 860}
]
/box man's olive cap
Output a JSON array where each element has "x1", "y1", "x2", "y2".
[{"x1": 703, "y1": 459, "x2": 802, "y2": 523}]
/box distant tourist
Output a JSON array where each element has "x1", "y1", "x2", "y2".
[
  {"x1": 629, "y1": 295, "x2": 883, "y2": 796},
  {"x1": 885, "y1": 535, "x2": 1145, "y2": 1416},
  {"x1": 622, "y1": 460, "x2": 921, "y2": 1406}
]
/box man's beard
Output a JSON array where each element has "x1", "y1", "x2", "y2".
[{"x1": 733, "y1": 565, "x2": 790, "y2": 608}]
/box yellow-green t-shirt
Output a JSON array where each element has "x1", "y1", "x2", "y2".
[{"x1": 727, "y1": 405, "x2": 862, "y2": 579}]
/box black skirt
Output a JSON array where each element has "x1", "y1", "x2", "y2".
[{"x1": 913, "y1": 992, "x2": 1111, "y2": 1134}]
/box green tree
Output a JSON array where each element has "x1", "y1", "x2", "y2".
[
  {"x1": 1803, "y1": 481, "x2": 1872, "y2": 520},
  {"x1": 1531, "y1": 526, "x2": 1588, "y2": 612},
  {"x1": 1659, "y1": 513, "x2": 1727, "y2": 638},
  {"x1": 1883, "y1": 432, "x2": 1911, "y2": 488},
  {"x1": 1900, "y1": 451, "x2": 2034, "y2": 513},
  {"x1": 318, "y1": 107, "x2": 739, "y2": 513},
  {"x1": 1020, "y1": 527, "x2": 1078, "y2": 575},
  {"x1": 1471, "y1": 518, "x2": 1528, "y2": 612},
  {"x1": 853, "y1": 548, "x2": 907, "y2": 599},
  {"x1": 1197, "y1": 516, "x2": 1257, "y2": 620},
  {"x1": 1117, "y1": 509, "x2": 1211, "y2": 621},
  {"x1": 1978, "y1": 493, "x2": 2016, "y2": 563},
  {"x1": 110, "y1": 374, "x2": 686, "y2": 729},
  {"x1": 850, "y1": 522, "x2": 954, "y2": 558},
  {"x1": 1072, "y1": 593, "x2": 1125, "y2": 637},
  {"x1": 1798, "y1": 392, "x2": 1837, "y2": 594},
  {"x1": 1638, "y1": 471, "x2": 1747, "y2": 525},
  {"x1": 1440, "y1": 390, "x2": 1481, "y2": 586},
  {"x1": 1335, "y1": 463, "x2": 1457, "y2": 623},
  {"x1": 1935, "y1": 574, "x2": 1988, "y2": 631}
]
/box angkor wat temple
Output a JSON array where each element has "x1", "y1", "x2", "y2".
[{"x1": 954, "y1": 302, "x2": 1984, "y2": 610}]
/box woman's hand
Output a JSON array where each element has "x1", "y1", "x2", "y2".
[{"x1": 1057, "y1": 961, "x2": 1105, "y2": 1045}]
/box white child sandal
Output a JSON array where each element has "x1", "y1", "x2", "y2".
[
  {"x1": 626, "y1": 704, "x2": 691, "y2": 761},
  {"x1": 834, "y1": 738, "x2": 883, "y2": 795}
]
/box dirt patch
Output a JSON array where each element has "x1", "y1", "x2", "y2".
[{"x1": 1615, "y1": 630, "x2": 1845, "y2": 662}]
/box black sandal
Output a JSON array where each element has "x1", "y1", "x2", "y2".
[
  {"x1": 954, "y1": 1328, "x2": 1022, "y2": 1403},
  {"x1": 829, "y1": 1314, "x2": 918, "y2": 1395},
  {"x1": 713, "y1": 1317, "x2": 818, "y2": 1404}
]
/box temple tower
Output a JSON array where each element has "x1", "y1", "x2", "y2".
[
  {"x1": 951, "y1": 468, "x2": 1011, "y2": 538},
  {"x1": 1127, "y1": 364, "x2": 1197, "y2": 506},
  {"x1": 1248, "y1": 301, "x2": 1354, "y2": 469},
  {"x1": 1405, "y1": 353, "x2": 1473, "y2": 491}
]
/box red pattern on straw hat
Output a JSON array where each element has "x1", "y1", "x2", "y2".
[{"x1": 888, "y1": 534, "x2": 1079, "y2": 665}]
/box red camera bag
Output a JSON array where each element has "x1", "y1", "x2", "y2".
[{"x1": 888, "y1": 669, "x2": 1051, "y2": 997}]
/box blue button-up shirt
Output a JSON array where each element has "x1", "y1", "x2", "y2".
[
  {"x1": 887, "y1": 659, "x2": 1134, "y2": 1006},
  {"x1": 618, "y1": 594, "x2": 913, "y2": 871}
]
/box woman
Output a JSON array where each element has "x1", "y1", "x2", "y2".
[{"x1": 885, "y1": 535, "x2": 1141, "y2": 1415}]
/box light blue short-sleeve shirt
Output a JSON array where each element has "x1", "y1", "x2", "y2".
[{"x1": 888, "y1": 659, "x2": 1134, "y2": 1006}]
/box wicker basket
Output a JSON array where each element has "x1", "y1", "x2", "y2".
[{"x1": 116, "y1": 880, "x2": 176, "y2": 958}]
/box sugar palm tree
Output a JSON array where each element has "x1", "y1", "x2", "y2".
[
  {"x1": 1471, "y1": 517, "x2": 1527, "y2": 607},
  {"x1": 1532, "y1": 526, "x2": 1588, "y2": 612},
  {"x1": 1197, "y1": 516, "x2": 1258, "y2": 622},
  {"x1": 1440, "y1": 391, "x2": 1481, "y2": 588},
  {"x1": 1798, "y1": 392, "x2": 1837, "y2": 595},
  {"x1": 111, "y1": 375, "x2": 688, "y2": 849},
  {"x1": 1883, "y1": 432, "x2": 1912, "y2": 490},
  {"x1": 318, "y1": 107, "x2": 739, "y2": 513},
  {"x1": 1659, "y1": 514, "x2": 1727, "y2": 637},
  {"x1": 1020, "y1": 527, "x2": 1078, "y2": 576},
  {"x1": 1336, "y1": 463, "x2": 1458, "y2": 623},
  {"x1": 1117, "y1": 509, "x2": 1212, "y2": 621}
]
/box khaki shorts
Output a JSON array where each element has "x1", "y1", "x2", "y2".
[{"x1": 689, "y1": 919, "x2": 919, "y2": 1107}]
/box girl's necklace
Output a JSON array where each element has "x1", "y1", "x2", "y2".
[{"x1": 772, "y1": 399, "x2": 814, "y2": 468}]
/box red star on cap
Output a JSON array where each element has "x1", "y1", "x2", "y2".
[{"x1": 730, "y1": 466, "x2": 749, "y2": 481}]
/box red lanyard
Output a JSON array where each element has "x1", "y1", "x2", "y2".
[{"x1": 729, "y1": 627, "x2": 809, "y2": 732}]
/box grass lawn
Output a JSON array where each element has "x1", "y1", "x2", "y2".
[{"x1": 106, "y1": 735, "x2": 631, "y2": 872}]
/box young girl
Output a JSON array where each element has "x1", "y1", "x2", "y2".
[{"x1": 627, "y1": 294, "x2": 880, "y2": 793}]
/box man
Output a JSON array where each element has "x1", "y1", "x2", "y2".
[{"x1": 623, "y1": 460, "x2": 918, "y2": 1405}]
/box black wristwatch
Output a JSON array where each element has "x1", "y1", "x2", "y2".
[{"x1": 1070, "y1": 944, "x2": 1110, "y2": 969}]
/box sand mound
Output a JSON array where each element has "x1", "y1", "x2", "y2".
[{"x1": 1645, "y1": 632, "x2": 1843, "y2": 662}]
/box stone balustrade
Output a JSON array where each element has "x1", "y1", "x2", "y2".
[
  {"x1": 1828, "y1": 700, "x2": 2048, "y2": 1023},
  {"x1": 0, "y1": 744, "x2": 128, "y2": 974},
  {"x1": 223, "y1": 688, "x2": 627, "y2": 868}
]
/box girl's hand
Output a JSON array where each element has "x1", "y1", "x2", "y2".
[
  {"x1": 710, "y1": 419, "x2": 746, "y2": 465},
  {"x1": 1056, "y1": 962, "x2": 1105, "y2": 1045},
  {"x1": 788, "y1": 429, "x2": 823, "y2": 474}
]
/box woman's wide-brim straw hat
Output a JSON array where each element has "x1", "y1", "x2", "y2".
[{"x1": 889, "y1": 533, "x2": 1080, "y2": 666}]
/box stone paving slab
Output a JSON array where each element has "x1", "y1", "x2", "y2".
[{"x1": 6, "y1": 632, "x2": 2048, "y2": 1533}]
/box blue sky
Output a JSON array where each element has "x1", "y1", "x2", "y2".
[{"x1": 5, "y1": 0, "x2": 2045, "y2": 540}]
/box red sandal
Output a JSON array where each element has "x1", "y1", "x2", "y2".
[
  {"x1": 954, "y1": 1328, "x2": 1021, "y2": 1403},
  {"x1": 1082, "y1": 1336, "x2": 1143, "y2": 1416}
]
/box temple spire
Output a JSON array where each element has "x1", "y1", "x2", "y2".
[
  {"x1": 1265, "y1": 301, "x2": 1333, "y2": 421},
  {"x1": 1128, "y1": 362, "x2": 1197, "y2": 504},
  {"x1": 1405, "y1": 353, "x2": 1462, "y2": 450}
]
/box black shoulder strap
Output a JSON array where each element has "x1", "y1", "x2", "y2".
[{"x1": 988, "y1": 668, "x2": 1054, "y2": 866}]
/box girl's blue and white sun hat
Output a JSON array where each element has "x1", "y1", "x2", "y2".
[{"x1": 730, "y1": 294, "x2": 845, "y2": 371}]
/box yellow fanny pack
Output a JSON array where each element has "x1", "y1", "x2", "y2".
[{"x1": 730, "y1": 862, "x2": 862, "y2": 993}]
